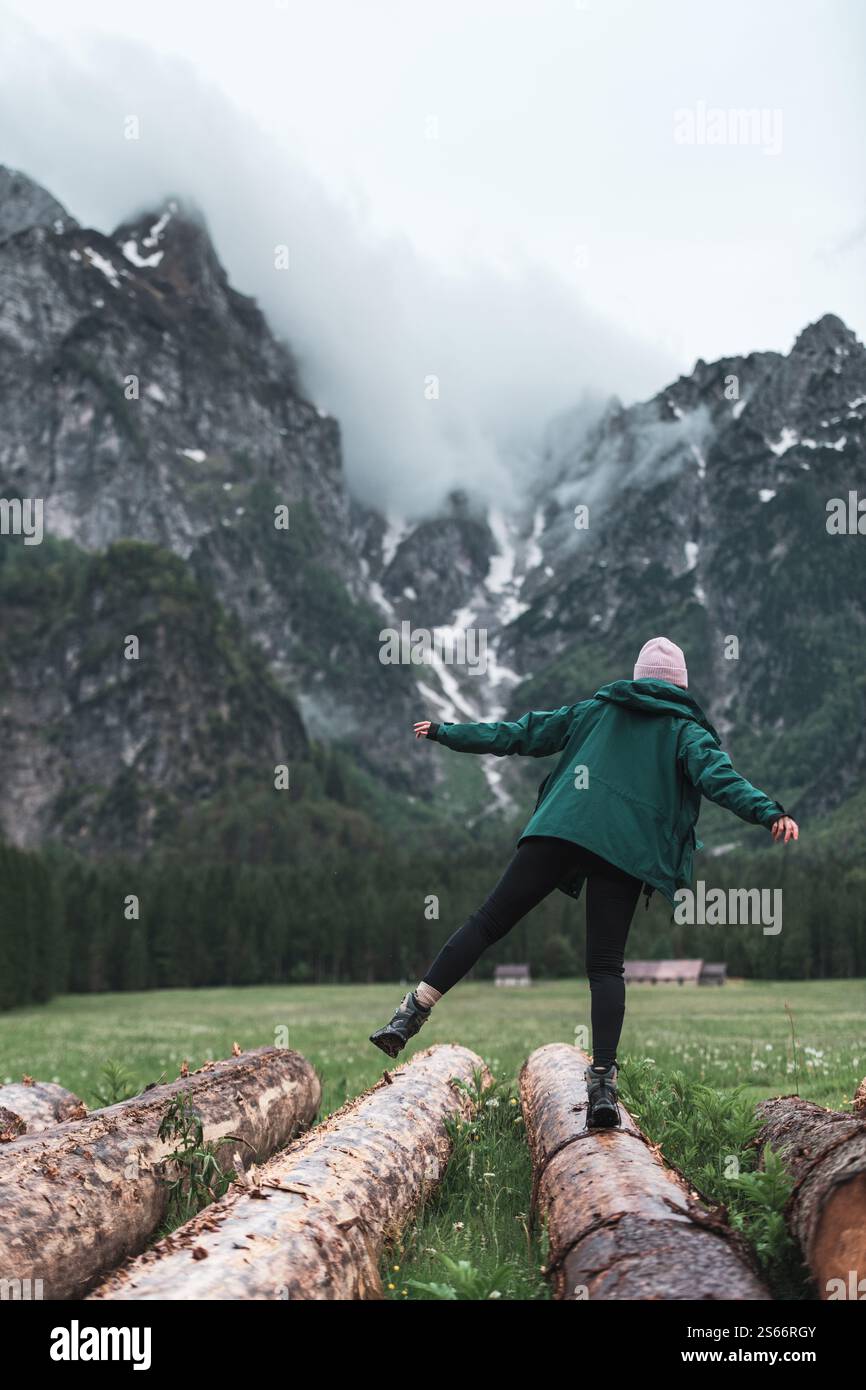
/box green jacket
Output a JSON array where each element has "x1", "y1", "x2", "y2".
[{"x1": 428, "y1": 679, "x2": 785, "y2": 906}]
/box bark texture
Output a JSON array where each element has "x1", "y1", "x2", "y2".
[
  {"x1": 0, "y1": 1081, "x2": 85, "y2": 1133},
  {"x1": 0, "y1": 1046, "x2": 320, "y2": 1299},
  {"x1": 90, "y1": 1044, "x2": 488, "y2": 1301},
  {"x1": 756, "y1": 1092, "x2": 866, "y2": 1297},
  {"x1": 520, "y1": 1043, "x2": 770, "y2": 1301},
  {"x1": 0, "y1": 1108, "x2": 28, "y2": 1142}
]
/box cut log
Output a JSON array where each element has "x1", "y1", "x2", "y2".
[
  {"x1": 0, "y1": 1108, "x2": 27, "y2": 1142},
  {"x1": 0, "y1": 1081, "x2": 86, "y2": 1133},
  {"x1": 90, "y1": 1044, "x2": 489, "y2": 1301},
  {"x1": 520, "y1": 1043, "x2": 770, "y2": 1300},
  {"x1": 0, "y1": 1046, "x2": 320, "y2": 1300},
  {"x1": 755, "y1": 1093, "x2": 866, "y2": 1298}
]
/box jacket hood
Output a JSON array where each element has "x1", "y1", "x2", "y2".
[{"x1": 593, "y1": 678, "x2": 721, "y2": 745}]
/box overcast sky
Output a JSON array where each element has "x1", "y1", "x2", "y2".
[{"x1": 1, "y1": 0, "x2": 864, "y2": 511}]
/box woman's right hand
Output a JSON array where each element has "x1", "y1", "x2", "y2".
[{"x1": 414, "y1": 720, "x2": 432, "y2": 739}]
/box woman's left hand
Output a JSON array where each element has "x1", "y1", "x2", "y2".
[{"x1": 771, "y1": 815, "x2": 799, "y2": 843}]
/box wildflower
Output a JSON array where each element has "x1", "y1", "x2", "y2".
[
  {"x1": 387, "y1": 1282, "x2": 396, "y2": 1290},
  {"x1": 509, "y1": 1097, "x2": 517, "y2": 1106},
  {"x1": 453, "y1": 1221, "x2": 464, "y2": 1231},
  {"x1": 392, "y1": 1264, "x2": 400, "y2": 1272}
]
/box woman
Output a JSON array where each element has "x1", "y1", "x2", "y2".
[{"x1": 369, "y1": 637, "x2": 799, "y2": 1127}]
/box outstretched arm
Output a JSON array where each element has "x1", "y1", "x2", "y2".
[
  {"x1": 415, "y1": 704, "x2": 587, "y2": 758},
  {"x1": 680, "y1": 726, "x2": 797, "y2": 838}
]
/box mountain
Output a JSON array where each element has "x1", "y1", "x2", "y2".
[
  {"x1": 1, "y1": 167, "x2": 864, "y2": 860},
  {"x1": 494, "y1": 313, "x2": 866, "y2": 842},
  {"x1": 366, "y1": 312, "x2": 866, "y2": 850},
  {"x1": 0, "y1": 167, "x2": 77, "y2": 242},
  {"x1": 0, "y1": 170, "x2": 429, "y2": 850},
  {"x1": 0, "y1": 538, "x2": 307, "y2": 851}
]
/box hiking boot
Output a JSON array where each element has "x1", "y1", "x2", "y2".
[
  {"x1": 369, "y1": 991, "x2": 431, "y2": 1058},
  {"x1": 584, "y1": 1062, "x2": 621, "y2": 1129}
]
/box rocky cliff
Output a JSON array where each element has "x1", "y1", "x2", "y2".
[{"x1": 1, "y1": 167, "x2": 863, "y2": 857}]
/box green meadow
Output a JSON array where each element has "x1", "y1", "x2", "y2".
[{"x1": 1, "y1": 979, "x2": 862, "y2": 1300}]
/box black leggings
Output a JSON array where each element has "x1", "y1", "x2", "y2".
[{"x1": 422, "y1": 836, "x2": 642, "y2": 1068}]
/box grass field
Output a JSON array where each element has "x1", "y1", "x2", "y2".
[{"x1": 1, "y1": 978, "x2": 863, "y2": 1300}]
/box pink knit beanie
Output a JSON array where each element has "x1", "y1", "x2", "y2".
[{"x1": 633, "y1": 636, "x2": 688, "y2": 688}]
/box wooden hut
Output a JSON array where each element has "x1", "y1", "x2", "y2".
[
  {"x1": 624, "y1": 959, "x2": 704, "y2": 986},
  {"x1": 494, "y1": 964, "x2": 532, "y2": 987}
]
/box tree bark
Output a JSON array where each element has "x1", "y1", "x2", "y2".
[
  {"x1": 0, "y1": 1108, "x2": 27, "y2": 1142},
  {"x1": 90, "y1": 1044, "x2": 489, "y2": 1301},
  {"x1": 0, "y1": 1081, "x2": 85, "y2": 1134},
  {"x1": 520, "y1": 1043, "x2": 770, "y2": 1300},
  {"x1": 755, "y1": 1092, "x2": 866, "y2": 1298},
  {"x1": 0, "y1": 1046, "x2": 320, "y2": 1300}
]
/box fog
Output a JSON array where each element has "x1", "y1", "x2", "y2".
[
  {"x1": 2, "y1": 0, "x2": 863, "y2": 516},
  {"x1": 0, "y1": 11, "x2": 672, "y2": 515}
]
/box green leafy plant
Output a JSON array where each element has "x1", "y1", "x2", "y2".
[
  {"x1": 784, "y1": 1000, "x2": 804, "y2": 1096},
  {"x1": 157, "y1": 1092, "x2": 248, "y2": 1226},
  {"x1": 90, "y1": 1059, "x2": 139, "y2": 1107},
  {"x1": 407, "y1": 1253, "x2": 511, "y2": 1301}
]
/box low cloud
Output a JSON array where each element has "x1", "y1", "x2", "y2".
[{"x1": 0, "y1": 12, "x2": 672, "y2": 516}]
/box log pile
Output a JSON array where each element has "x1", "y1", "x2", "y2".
[
  {"x1": 520, "y1": 1043, "x2": 770, "y2": 1300},
  {"x1": 90, "y1": 1044, "x2": 489, "y2": 1300},
  {"x1": 0, "y1": 1046, "x2": 320, "y2": 1299},
  {"x1": 755, "y1": 1091, "x2": 866, "y2": 1298}
]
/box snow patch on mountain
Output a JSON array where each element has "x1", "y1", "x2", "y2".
[
  {"x1": 121, "y1": 239, "x2": 164, "y2": 269},
  {"x1": 415, "y1": 678, "x2": 458, "y2": 724},
  {"x1": 480, "y1": 760, "x2": 515, "y2": 814},
  {"x1": 486, "y1": 509, "x2": 516, "y2": 593},
  {"x1": 368, "y1": 581, "x2": 392, "y2": 616},
  {"x1": 381, "y1": 514, "x2": 410, "y2": 567},
  {"x1": 768, "y1": 428, "x2": 799, "y2": 456},
  {"x1": 525, "y1": 507, "x2": 545, "y2": 571},
  {"x1": 83, "y1": 247, "x2": 122, "y2": 287}
]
